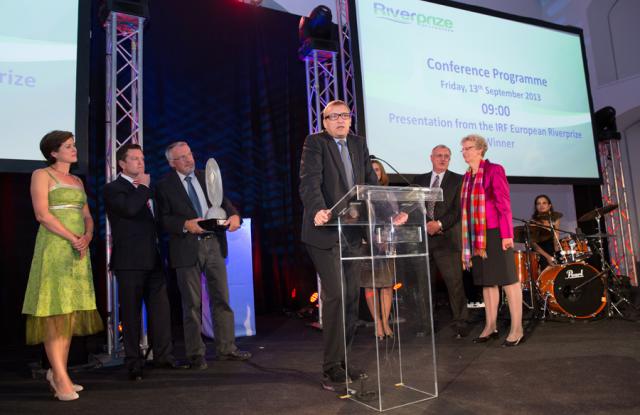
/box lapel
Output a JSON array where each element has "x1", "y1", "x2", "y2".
[
  {"x1": 439, "y1": 170, "x2": 449, "y2": 190},
  {"x1": 117, "y1": 175, "x2": 154, "y2": 219},
  {"x1": 347, "y1": 135, "x2": 360, "y2": 185},
  {"x1": 195, "y1": 169, "x2": 212, "y2": 208},
  {"x1": 169, "y1": 170, "x2": 196, "y2": 214},
  {"x1": 325, "y1": 133, "x2": 351, "y2": 190},
  {"x1": 116, "y1": 175, "x2": 134, "y2": 189}
]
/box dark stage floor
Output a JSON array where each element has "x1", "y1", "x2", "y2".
[{"x1": 1, "y1": 312, "x2": 639, "y2": 415}]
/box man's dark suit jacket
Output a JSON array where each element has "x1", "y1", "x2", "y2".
[
  {"x1": 104, "y1": 176, "x2": 159, "y2": 270},
  {"x1": 155, "y1": 169, "x2": 239, "y2": 268},
  {"x1": 299, "y1": 131, "x2": 378, "y2": 249},
  {"x1": 412, "y1": 170, "x2": 463, "y2": 252}
]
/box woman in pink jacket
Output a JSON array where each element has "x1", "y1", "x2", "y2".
[{"x1": 460, "y1": 134, "x2": 524, "y2": 347}]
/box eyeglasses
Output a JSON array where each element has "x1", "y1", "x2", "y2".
[
  {"x1": 324, "y1": 112, "x2": 351, "y2": 121},
  {"x1": 461, "y1": 146, "x2": 476, "y2": 153},
  {"x1": 433, "y1": 154, "x2": 451, "y2": 159},
  {"x1": 172, "y1": 152, "x2": 193, "y2": 162}
]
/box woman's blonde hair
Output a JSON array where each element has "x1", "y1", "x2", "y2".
[{"x1": 461, "y1": 134, "x2": 488, "y2": 156}]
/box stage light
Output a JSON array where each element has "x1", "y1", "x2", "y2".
[
  {"x1": 298, "y1": 6, "x2": 338, "y2": 59},
  {"x1": 594, "y1": 106, "x2": 621, "y2": 141},
  {"x1": 291, "y1": 288, "x2": 297, "y2": 299},
  {"x1": 310, "y1": 292, "x2": 319, "y2": 303},
  {"x1": 393, "y1": 283, "x2": 403, "y2": 291},
  {"x1": 99, "y1": 0, "x2": 150, "y2": 25}
]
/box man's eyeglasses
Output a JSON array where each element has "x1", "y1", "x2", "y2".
[
  {"x1": 324, "y1": 112, "x2": 351, "y2": 121},
  {"x1": 172, "y1": 152, "x2": 193, "y2": 162}
]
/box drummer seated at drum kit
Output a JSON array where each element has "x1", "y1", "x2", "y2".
[
  {"x1": 530, "y1": 194, "x2": 593, "y2": 269},
  {"x1": 514, "y1": 196, "x2": 615, "y2": 319},
  {"x1": 530, "y1": 195, "x2": 562, "y2": 269}
]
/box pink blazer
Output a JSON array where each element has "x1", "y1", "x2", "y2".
[{"x1": 481, "y1": 160, "x2": 513, "y2": 238}]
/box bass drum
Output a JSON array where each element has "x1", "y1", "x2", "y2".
[{"x1": 537, "y1": 263, "x2": 606, "y2": 319}]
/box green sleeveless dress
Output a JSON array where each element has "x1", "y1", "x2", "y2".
[{"x1": 22, "y1": 171, "x2": 103, "y2": 345}]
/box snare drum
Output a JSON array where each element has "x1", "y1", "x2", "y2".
[
  {"x1": 537, "y1": 263, "x2": 606, "y2": 318},
  {"x1": 558, "y1": 237, "x2": 592, "y2": 263},
  {"x1": 513, "y1": 250, "x2": 539, "y2": 285}
]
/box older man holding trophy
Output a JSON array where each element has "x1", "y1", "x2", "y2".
[{"x1": 155, "y1": 141, "x2": 250, "y2": 370}]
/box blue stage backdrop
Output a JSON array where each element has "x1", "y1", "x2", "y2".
[
  {"x1": 0, "y1": 0, "x2": 316, "y2": 346},
  {"x1": 140, "y1": 0, "x2": 315, "y2": 315}
]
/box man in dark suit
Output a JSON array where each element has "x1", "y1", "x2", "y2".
[
  {"x1": 412, "y1": 144, "x2": 469, "y2": 338},
  {"x1": 155, "y1": 141, "x2": 250, "y2": 370},
  {"x1": 104, "y1": 144, "x2": 184, "y2": 381},
  {"x1": 299, "y1": 100, "x2": 406, "y2": 389}
]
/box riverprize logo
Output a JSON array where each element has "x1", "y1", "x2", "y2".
[{"x1": 373, "y1": 2, "x2": 453, "y2": 30}]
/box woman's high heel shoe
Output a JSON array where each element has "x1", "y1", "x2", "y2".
[
  {"x1": 375, "y1": 325, "x2": 385, "y2": 341},
  {"x1": 502, "y1": 335, "x2": 525, "y2": 347},
  {"x1": 472, "y1": 330, "x2": 499, "y2": 344},
  {"x1": 47, "y1": 369, "x2": 83, "y2": 392},
  {"x1": 47, "y1": 371, "x2": 79, "y2": 401},
  {"x1": 382, "y1": 325, "x2": 394, "y2": 339}
]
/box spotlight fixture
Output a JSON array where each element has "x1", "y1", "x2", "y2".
[
  {"x1": 594, "y1": 106, "x2": 621, "y2": 141},
  {"x1": 99, "y1": 0, "x2": 150, "y2": 26},
  {"x1": 298, "y1": 5, "x2": 338, "y2": 60}
]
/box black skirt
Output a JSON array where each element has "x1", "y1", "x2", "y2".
[{"x1": 471, "y1": 228, "x2": 518, "y2": 286}]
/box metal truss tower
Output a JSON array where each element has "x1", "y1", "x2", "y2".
[
  {"x1": 335, "y1": 0, "x2": 358, "y2": 132},
  {"x1": 304, "y1": 50, "x2": 339, "y2": 134},
  {"x1": 598, "y1": 140, "x2": 638, "y2": 285},
  {"x1": 104, "y1": 12, "x2": 145, "y2": 358}
]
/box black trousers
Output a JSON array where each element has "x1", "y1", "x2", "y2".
[
  {"x1": 116, "y1": 259, "x2": 173, "y2": 370},
  {"x1": 414, "y1": 247, "x2": 469, "y2": 329},
  {"x1": 306, "y1": 244, "x2": 362, "y2": 373},
  {"x1": 430, "y1": 247, "x2": 469, "y2": 324}
]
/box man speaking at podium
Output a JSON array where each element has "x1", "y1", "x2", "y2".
[{"x1": 299, "y1": 100, "x2": 384, "y2": 390}]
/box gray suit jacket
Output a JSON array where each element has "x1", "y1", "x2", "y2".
[
  {"x1": 299, "y1": 131, "x2": 378, "y2": 249},
  {"x1": 156, "y1": 169, "x2": 239, "y2": 267}
]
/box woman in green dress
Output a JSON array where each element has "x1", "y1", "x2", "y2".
[{"x1": 22, "y1": 131, "x2": 103, "y2": 401}]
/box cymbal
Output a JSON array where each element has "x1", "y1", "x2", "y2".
[
  {"x1": 585, "y1": 232, "x2": 616, "y2": 239},
  {"x1": 513, "y1": 225, "x2": 552, "y2": 243},
  {"x1": 578, "y1": 204, "x2": 619, "y2": 222}
]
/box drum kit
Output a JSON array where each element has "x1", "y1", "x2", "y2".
[{"x1": 513, "y1": 204, "x2": 626, "y2": 320}]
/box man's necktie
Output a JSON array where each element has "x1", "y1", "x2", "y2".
[
  {"x1": 185, "y1": 176, "x2": 203, "y2": 217},
  {"x1": 427, "y1": 174, "x2": 440, "y2": 219},
  {"x1": 337, "y1": 140, "x2": 355, "y2": 189}
]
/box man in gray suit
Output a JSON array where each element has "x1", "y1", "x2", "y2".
[
  {"x1": 299, "y1": 100, "x2": 378, "y2": 389},
  {"x1": 299, "y1": 100, "x2": 407, "y2": 389},
  {"x1": 155, "y1": 141, "x2": 250, "y2": 370}
]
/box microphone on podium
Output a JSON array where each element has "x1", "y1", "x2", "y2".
[{"x1": 369, "y1": 154, "x2": 413, "y2": 186}]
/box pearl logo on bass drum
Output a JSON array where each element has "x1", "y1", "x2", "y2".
[{"x1": 565, "y1": 269, "x2": 585, "y2": 280}]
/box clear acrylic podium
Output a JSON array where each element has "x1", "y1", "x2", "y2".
[{"x1": 323, "y1": 184, "x2": 443, "y2": 412}]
